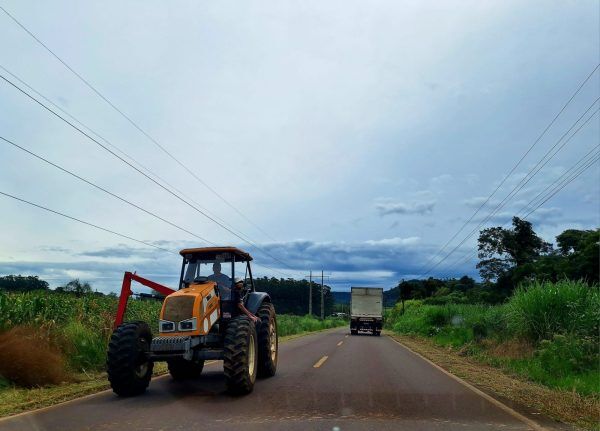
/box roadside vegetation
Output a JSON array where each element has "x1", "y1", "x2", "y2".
[
  {"x1": 0, "y1": 288, "x2": 344, "y2": 391},
  {"x1": 385, "y1": 222, "x2": 599, "y2": 429},
  {"x1": 386, "y1": 279, "x2": 599, "y2": 396}
]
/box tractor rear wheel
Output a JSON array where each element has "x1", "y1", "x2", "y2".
[
  {"x1": 167, "y1": 358, "x2": 204, "y2": 380},
  {"x1": 257, "y1": 302, "x2": 278, "y2": 378},
  {"x1": 223, "y1": 316, "x2": 258, "y2": 395},
  {"x1": 107, "y1": 321, "x2": 153, "y2": 397}
]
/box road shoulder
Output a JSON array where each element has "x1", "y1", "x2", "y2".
[{"x1": 386, "y1": 332, "x2": 597, "y2": 431}]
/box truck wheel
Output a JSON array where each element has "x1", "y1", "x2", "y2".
[
  {"x1": 167, "y1": 358, "x2": 204, "y2": 380},
  {"x1": 223, "y1": 316, "x2": 258, "y2": 395},
  {"x1": 107, "y1": 321, "x2": 153, "y2": 397},
  {"x1": 257, "y1": 302, "x2": 278, "y2": 378},
  {"x1": 350, "y1": 329, "x2": 357, "y2": 335}
]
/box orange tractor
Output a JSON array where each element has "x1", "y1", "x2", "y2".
[{"x1": 107, "y1": 247, "x2": 278, "y2": 395}]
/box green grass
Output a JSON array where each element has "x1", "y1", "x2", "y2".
[
  {"x1": 277, "y1": 315, "x2": 346, "y2": 337},
  {"x1": 386, "y1": 280, "x2": 600, "y2": 396},
  {"x1": 507, "y1": 279, "x2": 600, "y2": 341}
]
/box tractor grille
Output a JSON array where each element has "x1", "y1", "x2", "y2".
[
  {"x1": 151, "y1": 336, "x2": 190, "y2": 352},
  {"x1": 163, "y1": 295, "x2": 195, "y2": 322}
]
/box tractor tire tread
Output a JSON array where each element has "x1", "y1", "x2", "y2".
[
  {"x1": 223, "y1": 316, "x2": 256, "y2": 395},
  {"x1": 106, "y1": 321, "x2": 153, "y2": 397},
  {"x1": 256, "y1": 302, "x2": 277, "y2": 378}
]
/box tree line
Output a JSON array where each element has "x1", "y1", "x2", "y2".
[{"x1": 393, "y1": 218, "x2": 598, "y2": 305}]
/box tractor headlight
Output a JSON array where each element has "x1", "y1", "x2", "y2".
[
  {"x1": 178, "y1": 317, "x2": 197, "y2": 331},
  {"x1": 159, "y1": 320, "x2": 175, "y2": 332}
]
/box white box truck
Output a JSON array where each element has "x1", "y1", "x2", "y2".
[{"x1": 350, "y1": 287, "x2": 383, "y2": 336}]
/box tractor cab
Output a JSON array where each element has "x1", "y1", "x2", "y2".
[{"x1": 179, "y1": 246, "x2": 255, "y2": 316}]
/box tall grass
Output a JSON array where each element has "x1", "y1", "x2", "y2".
[
  {"x1": 386, "y1": 280, "x2": 600, "y2": 395},
  {"x1": 507, "y1": 279, "x2": 600, "y2": 341}
]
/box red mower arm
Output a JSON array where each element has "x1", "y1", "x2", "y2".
[{"x1": 114, "y1": 271, "x2": 176, "y2": 328}]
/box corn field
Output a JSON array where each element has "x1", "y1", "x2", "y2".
[{"x1": 0, "y1": 290, "x2": 345, "y2": 377}]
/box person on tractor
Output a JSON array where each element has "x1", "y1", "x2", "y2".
[
  {"x1": 233, "y1": 277, "x2": 259, "y2": 323},
  {"x1": 208, "y1": 262, "x2": 231, "y2": 297}
]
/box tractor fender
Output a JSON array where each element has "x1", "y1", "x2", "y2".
[{"x1": 245, "y1": 292, "x2": 271, "y2": 315}]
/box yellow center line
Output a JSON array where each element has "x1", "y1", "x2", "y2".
[
  {"x1": 337, "y1": 341, "x2": 343, "y2": 346},
  {"x1": 313, "y1": 355, "x2": 329, "y2": 368}
]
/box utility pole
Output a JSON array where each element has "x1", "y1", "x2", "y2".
[
  {"x1": 321, "y1": 270, "x2": 324, "y2": 320},
  {"x1": 308, "y1": 270, "x2": 312, "y2": 316}
]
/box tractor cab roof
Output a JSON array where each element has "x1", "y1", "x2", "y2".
[{"x1": 179, "y1": 247, "x2": 253, "y2": 262}]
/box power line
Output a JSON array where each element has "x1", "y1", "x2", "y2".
[
  {"x1": 428, "y1": 106, "x2": 598, "y2": 276},
  {"x1": 0, "y1": 190, "x2": 178, "y2": 255},
  {"x1": 422, "y1": 101, "x2": 599, "y2": 276},
  {"x1": 522, "y1": 154, "x2": 600, "y2": 218},
  {"x1": 517, "y1": 144, "x2": 600, "y2": 217},
  {"x1": 0, "y1": 135, "x2": 293, "y2": 278},
  {"x1": 0, "y1": 71, "x2": 295, "y2": 273},
  {"x1": 440, "y1": 146, "x2": 600, "y2": 277},
  {"x1": 0, "y1": 135, "x2": 215, "y2": 245},
  {"x1": 0, "y1": 63, "x2": 264, "y2": 247},
  {"x1": 418, "y1": 63, "x2": 600, "y2": 276},
  {"x1": 0, "y1": 5, "x2": 278, "y2": 243}
]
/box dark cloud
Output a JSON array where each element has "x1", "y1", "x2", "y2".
[
  {"x1": 79, "y1": 245, "x2": 148, "y2": 258},
  {"x1": 0, "y1": 236, "x2": 481, "y2": 292},
  {"x1": 376, "y1": 200, "x2": 436, "y2": 216}
]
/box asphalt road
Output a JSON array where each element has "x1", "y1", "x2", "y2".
[{"x1": 0, "y1": 328, "x2": 553, "y2": 431}]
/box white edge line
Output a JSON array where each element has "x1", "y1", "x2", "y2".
[{"x1": 387, "y1": 334, "x2": 548, "y2": 431}]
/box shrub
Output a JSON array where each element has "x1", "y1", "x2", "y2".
[
  {"x1": 424, "y1": 307, "x2": 450, "y2": 327},
  {"x1": 535, "y1": 334, "x2": 596, "y2": 376}
]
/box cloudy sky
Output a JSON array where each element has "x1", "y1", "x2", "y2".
[{"x1": 0, "y1": 1, "x2": 598, "y2": 293}]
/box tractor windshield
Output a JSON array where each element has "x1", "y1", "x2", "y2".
[{"x1": 181, "y1": 257, "x2": 233, "y2": 299}]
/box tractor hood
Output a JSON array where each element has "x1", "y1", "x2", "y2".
[{"x1": 158, "y1": 281, "x2": 220, "y2": 336}]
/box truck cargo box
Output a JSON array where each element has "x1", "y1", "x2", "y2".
[{"x1": 350, "y1": 287, "x2": 383, "y2": 336}]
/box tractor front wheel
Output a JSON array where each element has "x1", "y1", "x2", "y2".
[
  {"x1": 107, "y1": 321, "x2": 153, "y2": 397},
  {"x1": 223, "y1": 316, "x2": 258, "y2": 395},
  {"x1": 168, "y1": 358, "x2": 204, "y2": 380},
  {"x1": 257, "y1": 302, "x2": 278, "y2": 378}
]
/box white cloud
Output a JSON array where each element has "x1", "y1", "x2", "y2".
[{"x1": 365, "y1": 237, "x2": 420, "y2": 246}]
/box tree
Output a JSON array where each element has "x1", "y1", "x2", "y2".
[
  {"x1": 252, "y1": 277, "x2": 335, "y2": 316},
  {"x1": 556, "y1": 229, "x2": 591, "y2": 255},
  {"x1": 0, "y1": 275, "x2": 49, "y2": 292},
  {"x1": 57, "y1": 279, "x2": 93, "y2": 297},
  {"x1": 477, "y1": 217, "x2": 551, "y2": 284},
  {"x1": 555, "y1": 229, "x2": 599, "y2": 283}
]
